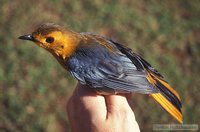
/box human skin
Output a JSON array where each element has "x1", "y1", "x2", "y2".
[{"x1": 67, "y1": 83, "x2": 140, "y2": 132}]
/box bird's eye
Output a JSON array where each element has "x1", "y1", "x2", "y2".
[{"x1": 46, "y1": 37, "x2": 54, "y2": 43}]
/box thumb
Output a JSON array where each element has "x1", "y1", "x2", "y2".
[
  {"x1": 104, "y1": 94, "x2": 140, "y2": 131},
  {"x1": 104, "y1": 94, "x2": 133, "y2": 115}
]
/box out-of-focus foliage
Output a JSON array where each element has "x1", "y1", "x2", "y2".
[{"x1": 0, "y1": 0, "x2": 199, "y2": 131}]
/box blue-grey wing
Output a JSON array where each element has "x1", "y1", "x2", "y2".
[{"x1": 67, "y1": 36, "x2": 158, "y2": 94}]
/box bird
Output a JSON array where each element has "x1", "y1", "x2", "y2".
[{"x1": 19, "y1": 23, "x2": 182, "y2": 123}]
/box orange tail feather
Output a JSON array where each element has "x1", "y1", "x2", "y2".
[
  {"x1": 150, "y1": 93, "x2": 183, "y2": 123},
  {"x1": 147, "y1": 72, "x2": 183, "y2": 123}
]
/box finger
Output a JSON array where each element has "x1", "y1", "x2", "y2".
[
  {"x1": 104, "y1": 94, "x2": 132, "y2": 114},
  {"x1": 68, "y1": 83, "x2": 107, "y2": 121},
  {"x1": 104, "y1": 94, "x2": 139, "y2": 130}
]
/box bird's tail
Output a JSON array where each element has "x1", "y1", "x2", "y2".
[{"x1": 147, "y1": 72, "x2": 183, "y2": 123}]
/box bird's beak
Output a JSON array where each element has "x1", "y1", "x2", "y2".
[{"x1": 18, "y1": 34, "x2": 34, "y2": 41}]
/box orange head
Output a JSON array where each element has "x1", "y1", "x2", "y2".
[{"x1": 19, "y1": 23, "x2": 81, "y2": 60}]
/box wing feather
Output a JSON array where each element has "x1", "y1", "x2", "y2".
[{"x1": 67, "y1": 34, "x2": 158, "y2": 94}]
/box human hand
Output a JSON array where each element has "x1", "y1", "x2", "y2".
[{"x1": 67, "y1": 83, "x2": 140, "y2": 132}]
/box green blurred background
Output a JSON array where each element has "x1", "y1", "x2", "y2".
[{"x1": 0, "y1": 0, "x2": 199, "y2": 131}]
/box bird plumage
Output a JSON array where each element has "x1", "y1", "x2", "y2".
[{"x1": 19, "y1": 23, "x2": 183, "y2": 123}]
